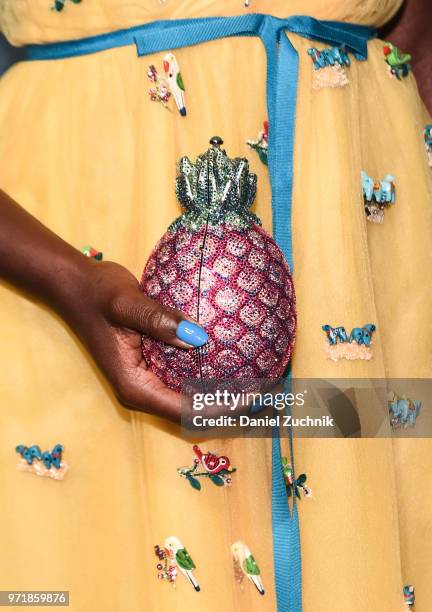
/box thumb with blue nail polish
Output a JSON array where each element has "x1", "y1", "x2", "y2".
[
  {"x1": 176, "y1": 320, "x2": 208, "y2": 347},
  {"x1": 110, "y1": 289, "x2": 207, "y2": 350}
]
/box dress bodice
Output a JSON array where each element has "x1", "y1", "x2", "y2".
[{"x1": 0, "y1": 0, "x2": 403, "y2": 46}]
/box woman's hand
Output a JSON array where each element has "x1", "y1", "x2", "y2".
[
  {"x1": 0, "y1": 190, "x2": 207, "y2": 422},
  {"x1": 62, "y1": 259, "x2": 207, "y2": 422}
]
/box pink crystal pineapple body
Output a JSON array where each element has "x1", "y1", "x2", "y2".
[{"x1": 141, "y1": 137, "x2": 296, "y2": 391}]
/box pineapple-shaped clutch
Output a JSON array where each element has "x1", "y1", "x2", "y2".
[{"x1": 140, "y1": 137, "x2": 296, "y2": 391}]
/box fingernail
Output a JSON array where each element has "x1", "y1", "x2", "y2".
[{"x1": 176, "y1": 321, "x2": 208, "y2": 347}]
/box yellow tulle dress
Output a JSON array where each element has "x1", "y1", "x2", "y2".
[{"x1": 0, "y1": 1, "x2": 431, "y2": 611}]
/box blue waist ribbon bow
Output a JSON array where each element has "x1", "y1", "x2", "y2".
[{"x1": 26, "y1": 15, "x2": 376, "y2": 611}]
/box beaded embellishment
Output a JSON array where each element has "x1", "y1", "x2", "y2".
[
  {"x1": 16, "y1": 444, "x2": 68, "y2": 480},
  {"x1": 362, "y1": 171, "x2": 396, "y2": 223},
  {"x1": 154, "y1": 544, "x2": 177, "y2": 586},
  {"x1": 155, "y1": 537, "x2": 200, "y2": 591},
  {"x1": 52, "y1": 0, "x2": 82, "y2": 12},
  {"x1": 388, "y1": 392, "x2": 421, "y2": 430},
  {"x1": 163, "y1": 54, "x2": 186, "y2": 116},
  {"x1": 424, "y1": 125, "x2": 432, "y2": 167},
  {"x1": 147, "y1": 65, "x2": 171, "y2": 110},
  {"x1": 383, "y1": 42, "x2": 411, "y2": 79},
  {"x1": 307, "y1": 45, "x2": 351, "y2": 89},
  {"x1": 282, "y1": 457, "x2": 312, "y2": 499},
  {"x1": 140, "y1": 137, "x2": 296, "y2": 391},
  {"x1": 247, "y1": 121, "x2": 269, "y2": 165},
  {"x1": 177, "y1": 444, "x2": 236, "y2": 490},
  {"x1": 232, "y1": 541, "x2": 265, "y2": 595},
  {"x1": 147, "y1": 54, "x2": 186, "y2": 116},
  {"x1": 322, "y1": 324, "x2": 376, "y2": 361},
  {"x1": 403, "y1": 585, "x2": 415, "y2": 609},
  {"x1": 81, "y1": 245, "x2": 103, "y2": 260}
]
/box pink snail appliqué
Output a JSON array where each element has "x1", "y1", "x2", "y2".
[{"x1": 140, "y1": 137, "x2": 296, "y2": 391}]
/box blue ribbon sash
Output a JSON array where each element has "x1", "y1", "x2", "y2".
[{"x1": 26, "y1": 15, "x2": 376, "y2": 611}]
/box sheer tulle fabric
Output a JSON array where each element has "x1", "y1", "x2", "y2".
[{"x1": 0, "y1": 0, "x2": 403, "y2": 44}]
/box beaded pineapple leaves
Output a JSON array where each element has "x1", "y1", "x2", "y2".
[{"x1": 172, "y1": 137, "x2": 260, "y2": 233}]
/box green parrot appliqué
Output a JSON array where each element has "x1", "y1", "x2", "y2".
[
  {"x1": 176, "y1": 548, "x2": 196, "y2": 571},
  {"x1": 383, "y1": 42, "x2": 412, "y2": 68}
]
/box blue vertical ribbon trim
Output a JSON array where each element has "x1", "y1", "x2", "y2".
[
  {"x1": 25, "y1": 15, "x2": 376, "y2": 611},
  {"x1": 272, "y1": 414, "x2": 301, "y2": 610}
]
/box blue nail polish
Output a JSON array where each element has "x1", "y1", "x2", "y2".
[{"x1": 176, "y1": 321, "x2": 208, "y2": 347}]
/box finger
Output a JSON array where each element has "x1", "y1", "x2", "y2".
[
  {"x1": 117, "y1": 366, "x2": 183, "y2": 422},
  {"x1": 109, "y1": 292, "x2": 208, "y2": 349}
]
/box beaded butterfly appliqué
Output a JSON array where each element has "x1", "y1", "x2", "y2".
[{"x1": 16, "y1": 443, "x2": 68, "y2": 480}]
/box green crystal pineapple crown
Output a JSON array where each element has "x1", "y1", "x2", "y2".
[{"x1": 170, "y1": 137, "x2": 261, "y2": 232}]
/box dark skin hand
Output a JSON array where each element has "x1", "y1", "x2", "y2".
[{"x1": 0, "y1": 190, "x2": 200, "y2": 422}]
